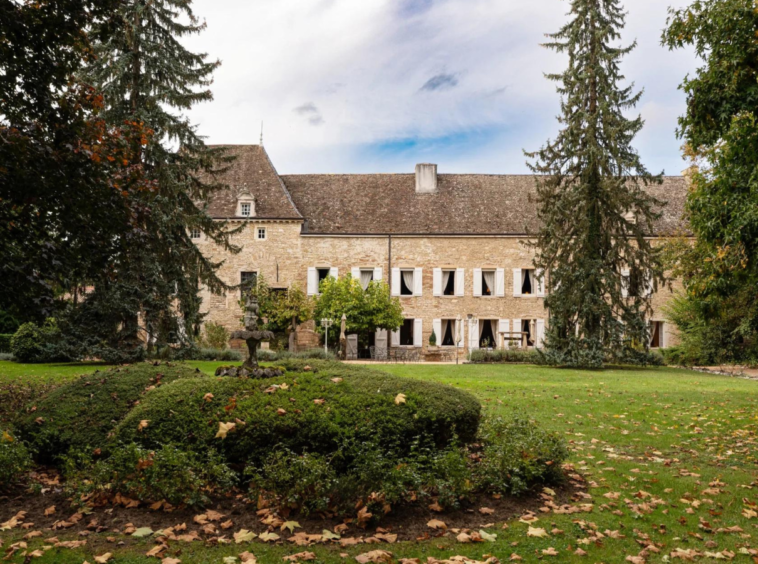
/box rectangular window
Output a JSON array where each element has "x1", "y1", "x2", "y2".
[
  {"x1": 522, "y1": 319, "x2": 535, "y2": 347},
  {"x1": 479, "y1": 319, "x2": 497, "y2": 348},
  {"x1": 257, "y1": 227, "x2": 267, "y2": 240},
  {"x1": 358, "y1": 269, "x2": 374, "y2": 290},
  {"x1": 399, "y1": 319, "x2": 414, "y2": 346},
  {"x1": 521, "y1": 269, "x2": 535, "y2": 295},
  {"x1": 400, "y1": 270, "x2": 414, "y2": 296},
  {"x1": 317, "y1": 268, "x2": 331, "y2": 284},
  {"x1": 441, "y1": 318, "x2": 457, "y2": 346},
  {"x1": 650, "y1": 321, "x2": 664, "y2": 349},
  {"x1": 190, "y1": 228, "x2": 201, "y2": 239},
  {"x1": 481, "y1": 270, "x2": 495, "y2": 296},
  {"x1": 442, "y1": 269, "x2": 456, "y2": 296},
  {"x1": 240, "y1": 202, "x2": 252, "y2": 217},
  {"x1": 240, "y1": 271, "x2": 257, "y2": 294}
]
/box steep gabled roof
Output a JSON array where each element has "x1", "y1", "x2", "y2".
[
  {"x1": 280, "y1": 173, "x2": 688, "y2": 236},
  {"x1": 205, "y1": 145, "x2": 302, "y2": 220}
]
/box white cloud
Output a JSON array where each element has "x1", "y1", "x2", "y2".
[{"x1": 184, "y1": 0, "x2": 697, "y2": 174}]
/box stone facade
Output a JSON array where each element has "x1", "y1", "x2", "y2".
[{"x1": 195, "y1": 145, "x2": 685, "y2": 356}]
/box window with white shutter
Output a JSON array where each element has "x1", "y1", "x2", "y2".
[
  {"x1": 399, "y1": 319, "x2": 414, "y2": 346},
  {"x1": 413, "y1": 319, "x2": 423, "y2": 347},
  {"x1": 499, "y1": 319, "x2": 510, "y2": 349},
  {"x1": 536, "y1": 319, "x2": 545, "y2": 348},
  {"x1": 495, "y1": 268, "x2": 505, "y2": 297}
]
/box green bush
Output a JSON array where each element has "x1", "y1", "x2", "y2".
[
  {"x1": 469, "y1": 348, "x2": 542, "y2": 364},
  {"x1": 64, "y1": 443, "x2": 236, "y2": 507},
  {"x1": 248, "y1": 437, "x2": 473, "y2": 517},
  {"x1": 246, "y1": 449, "x2": 337, "y2": 516},
  {"x1": 0, "y1": 353, "x2": 14, "y2": 361},
  {"x1": 0, "y1": 429, "x2": 33, "y2": 490},
  {"x1": 9, "y1": 320, "x2": 70, "y2": 363},
  {"x1": 15, "y1": 363, "x2": 204, "y2": 461},
  {"x1": 0, "y1": 334, "x2": 12, "y2": 353},
  {"x1": 114, "y1": 360, "x2": 482, "y2": 467},
  {"x1": 10, "y1": 322, "x2": 45, "y2": 363},
  {"x1": 201, "y1": 322, "x2": 230, "y2": 350},
  {"x1": 257, "y1": 348, "x2": 336, "y2": 362},
  {"x1": 472, "y1": 415, "x2": 568, "y2": 496}
]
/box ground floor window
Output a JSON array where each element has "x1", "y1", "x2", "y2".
[
  {"x1": 441, "y1": 319, "x2": 457, "y2": 346},
  {"x1": 479, "y1": 319, "x2": 497, "y2": 348},
  {"x1": 399, "y1": 319, "x2": 414, "y2": 346},
  {"x1": 522, "y1": 319, "x2": 535, "y2": 347},
  {"x1": 650, "y1": 321, "x2": 664, "y2": 348}
]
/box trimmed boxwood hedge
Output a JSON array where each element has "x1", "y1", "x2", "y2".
[
  {"x1": 15, "y1": 363, "x2": 204, "y2": 461},
  {"x1": 114, "y1": 360, "x2": 482, "y2": 467}
]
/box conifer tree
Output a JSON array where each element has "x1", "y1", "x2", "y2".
[
  {"x1": 73, "y1": 0, "x2": 239, "y2": 359},
  {"x1": 526, "y1": 0, "x2": 666, "y2": 368}
]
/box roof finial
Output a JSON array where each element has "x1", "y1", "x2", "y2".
[{"x1": 260, "y1": 121, "x2": 264, "y2": 147}]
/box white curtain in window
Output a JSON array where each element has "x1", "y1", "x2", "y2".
[
  {"x1": 479, "y1": 319, "x2": 486, "y2": 338},
  {"x1": 402, "y1": 270, "x2": 415, "y2": 294},
  {"x1": 442, "y1": 270, "x2": 452, "y2": 291},
  {"x1": 441, "y1": 319, "x2": 450, "y2": 343},
  {"x1": 483, "y1": 271, "x2": 495, "y2": 295},
  {"x1": 360, "y1": 270, "x2": 373, "y2": 290},
  {"x1": 522, "y1": 269, "x2": 532, "y2": 293}
]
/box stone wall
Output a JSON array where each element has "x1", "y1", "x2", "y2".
[{"x1": 196, "y1": 222, "x2": 682, "y2": 353}]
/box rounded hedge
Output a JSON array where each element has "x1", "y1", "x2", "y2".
[
  {"x1": 114, "y1": 360, "x2": 482, "y2": 466},
  {"x1": 15, "y1": 362, "x2": 204, "y2": 461}
]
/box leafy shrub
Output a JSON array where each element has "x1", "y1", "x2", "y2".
[
  {"x1": 15, "y1": 363, "x2": 204, "y2": 461},
  {"x1": 9, "y1": 320, "x2": 72, "y2": 363},
  {"x1": 472, "y1": 415, "x2": 568, "y2": 495},
  {"x1": 152, "y1": 347, "x2": 242, "y2": 362},
  {"x1": 0, "y1": 382, "x2": 57, "y2": 425},
  {"x1": 257, "y1": 348, "x2": 336, "y2": 362},
  {"x1": 0, "y1": 334, "x2": 12, "y2": 353},
  {"x1": 0, "y1": 353, "x2": 14, "y2": 361},
  {"x1": 64, "y1": 443, "x2": 236, "y2": 507},
  {"x1": 114, "y1": 360, "x2": 482, "y2": 467},
  {"x1": 201, "y1": 322, "x2": 230, "y2": 350},
  {"x1": 248, "y1": 437, "x2": 473, "y2": 516},
  {"x1": 0, "y1": 429, "x2": 33, "y2": 490},
  {"x1": 469, "y1": 349, "x2": 542, "y2": 364},
  {"x1": 247, "y1": 449, "x2": 337, "y2": 516}
]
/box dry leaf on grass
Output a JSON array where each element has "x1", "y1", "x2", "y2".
[
  {"x1": 355, "y1": 550, "x2": 394, "y2": 563},
  {"x1": 427, "y1": 519, "x2": 447, "y2": 530},
  {"x1": 283, "y1": 552, "x2": 317, "y2": 562}
]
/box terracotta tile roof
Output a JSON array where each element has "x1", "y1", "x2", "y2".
[
  {"x1": 280, "y1": 173, "x2": 688, "y2": 236},
  {"x1": 204, "y1": 145, "x2": 302, "y2": 220}
]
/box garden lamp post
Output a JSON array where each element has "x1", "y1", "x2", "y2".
[{"x1": 321, "y1": 318, "x2": 334, "y2": 354}]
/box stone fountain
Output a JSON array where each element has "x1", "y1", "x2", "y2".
[{"x1": 215, "y1": 294, "x2": 283, "y2": 378}]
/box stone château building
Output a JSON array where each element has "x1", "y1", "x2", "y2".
[{"x1": 194, "y1": 145, "x2": 688, "y2": 358}]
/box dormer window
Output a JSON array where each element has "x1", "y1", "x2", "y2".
[{"x1": 236, "y1": 191, "x2": 255, "y2": 218}]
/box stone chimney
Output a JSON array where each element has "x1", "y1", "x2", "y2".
[{"x1": 415, "y1": 163, "x2": 438, "y2": 194}]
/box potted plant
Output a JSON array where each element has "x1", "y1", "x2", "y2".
[{"x1": 425, "y1": 330, "x2": 441, "y2": 362}]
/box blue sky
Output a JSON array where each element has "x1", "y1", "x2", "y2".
[{"x1": 185, "y1": 0, "x2": 697, "y2": 175}]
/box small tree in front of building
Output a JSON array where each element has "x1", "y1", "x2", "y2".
[
  {"x1": 313, "y1": 275, "x2": 404, "y2": 337},
  {"x1": 245, "y1": 275, "x2": 314, "y2": 335}
]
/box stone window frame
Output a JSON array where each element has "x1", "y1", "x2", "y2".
[
  {"x1": 239, "y1": 269, "x2": 259, "y2": 299},
  {"x1": 189, "y1": 228, "x2": 201, "y2": 240},
  {"x1": 256, "y1": 226, "x2": 267, "y2": 241}
]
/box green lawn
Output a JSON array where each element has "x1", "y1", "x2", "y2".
[{"x1": 1, "y1": 360, "x2": 757, "y2": 563}]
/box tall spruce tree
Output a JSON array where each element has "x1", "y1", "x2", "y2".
[
  {"x1": 71, "y1": 0, "x2": 240, "y2": 360},
  {"x1": 526, "y1": 0, "x2": 666, "y2": 368}
]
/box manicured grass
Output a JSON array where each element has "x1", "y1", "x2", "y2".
[
  {"x1": 1, "y1": 361, "x2": 757, "y2": 563},
  {"x1": 0, "y1": 360, "x2": 110, "y2": 386}
]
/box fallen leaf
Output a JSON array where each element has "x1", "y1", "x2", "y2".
[
  {"x1": 215, "y1": 421, "x2": 236, "y2": 439},
  {"x1": 527, "y1": 527, "x2": 549, "y2": 538},
  {"x1": 44, "y1": 506, "x2": 56, "y2": 517},
  {"x1": 203, "y1": 393, "x2": 214, "y2": 402},
  {"x1": 283, "y1": 552, "x2": 316, "y2": 562},
  {"x1": 162, "y1": 558, "x2": 181, "y2": 564},
  {"x1": 479, "y1": 530, "x2": 497, "y2": 542},
  {"x1": 281, "y1": 521, "x2": 302, "y2": 534},
  {"x1": 355, "y1": 550, "x2": 394, "y2": 563},
  {"x1": 94, "y1": 554, "x2": 113, "y2": 563},
  {"x1": 542, "y1": 547, "x2": 559, "y2": 556},
  {"x1": 234, "y1": 530, "x2": 257, "y2": 544},
  {"x1": 132, "y1": 527, "x2": 154, "y2": 538},
  {"x1": 395, "y1": 393, "x2": 407, "y2": 405},
  {"x1": 239, "y1": 553, "x2": 257, "y2": 563},
  {"x1": 259, "y1": 532, "x2": 280, "y2": 542},
  {"x1": 479, "y1": 507, "x2": 495, "y2": 515},
  {"x1": 427, "y1": 519, "x2": 447, "y2": 530},
  {"x1": 322, "y1": 529, "x2": 341, "y2": 541},
  {"x1": 138, "y1": 420, "x2": 149, "y2": 432}
]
